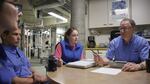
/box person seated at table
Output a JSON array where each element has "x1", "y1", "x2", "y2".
[
  {"x1": 0, "y1": 28, "x2": 59, "y2": 84},
  {"x1": 54, "y1": 27, "x2": 84, "y2": 66},
  {"x1": 93, "y1": 18, "x2": 149, "y2": 72},
  {"x1": 0, "y1": 0, "x2": 59, "y2": 83}
]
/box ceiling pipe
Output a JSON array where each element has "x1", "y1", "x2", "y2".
[{"x1": 29, "y1": 0, "x2": 66, "y2": 10}]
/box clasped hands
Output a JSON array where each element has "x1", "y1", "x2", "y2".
[
  {"x1": 32, "y1": 72, "x2": 48, "y2": 83},
  {"x1": 32, "y1": 72, "x2": 60, "y2": 84}
]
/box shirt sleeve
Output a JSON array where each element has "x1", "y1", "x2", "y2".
[
  {"x1": 26, "y1": 58, "x2": 32, "y2": 68},
  {"x1": 19, "y1": 49, "x2": 32, "y2": 68},
  {"x1": 80, "y1": 50, "x2": 85, "y2": 59},
  {"x1": 0, "y1": 64, "x2": 16, "y2": 84},
  {"x1": 54, "y1": 43, "x2": 62, "y2": 59},
  {"x1": 106, "y1": 41, "x2": 116, "y2": 60},
  {"x1": 23, "y1": 53, "x2": 31, "y2": 68},
  {"x1": 139, "y1": 39, "x2": 149, "y2": 61}
]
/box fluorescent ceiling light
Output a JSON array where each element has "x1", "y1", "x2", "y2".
[{"x1": 48, "y1": 12, "x2": 68, "y2": 22}]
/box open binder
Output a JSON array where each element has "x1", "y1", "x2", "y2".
[{"x1": 66, "y1": 59, "x2": 95, "y2": 69}]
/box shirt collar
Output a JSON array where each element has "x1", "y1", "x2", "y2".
[
  {"x1": 2, "y1": 44, "x2": 17, "y2": 53},
  {"x1": 64, "y1": 40, "x2": 80, "y2": 49},
  {"x1": 121, "y1": 34, "x2": 136, "y2": 44}
]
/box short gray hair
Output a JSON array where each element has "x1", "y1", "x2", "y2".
[{"x1": 121, "y1": 18, "x2": 136, "y2": 28}]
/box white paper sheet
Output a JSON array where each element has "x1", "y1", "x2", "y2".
[{"x1": 91, "y1": 67, "x2": 121, "y2": 75}]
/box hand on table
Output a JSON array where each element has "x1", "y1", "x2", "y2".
[
  {"x1": 57, "y1": 58, "x2": 64, "y2": 67},
  {"x1": 122, "y1": 62, "x2": 141, "y2": 72}
]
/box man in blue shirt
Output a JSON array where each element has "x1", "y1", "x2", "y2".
[
  {"x1": 0, "y1": 28, "x2": 59, "y2": 84},
  {"x1": 94, "y1": 18, "x2": 149, "y2": 72},
  {"x1": 0, "y1": 0, "x2": 59, "y2": 83}
]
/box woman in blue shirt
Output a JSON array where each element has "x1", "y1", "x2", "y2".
[{"x1": 54, "y1": 27, "x2": 84, "y2": 66}]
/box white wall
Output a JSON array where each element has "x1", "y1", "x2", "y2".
[{"x1": 95, "y1": 35, "x2": 110, "y2": 46}]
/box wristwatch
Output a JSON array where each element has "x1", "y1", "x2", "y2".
[{"x1": 140, "y1": 63, "x2": 145, "y2": 70}]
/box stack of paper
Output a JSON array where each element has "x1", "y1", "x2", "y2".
[{"x1": 91, "y1": 67, "x2": 121, "y2": 75}]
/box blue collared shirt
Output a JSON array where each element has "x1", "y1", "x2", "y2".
[
  {"x1": 106, "y1": 35, "x2": 149, "y2": 63},
  {"x1": 0, "y1": 44, "x2": 32, "y2": 83}
]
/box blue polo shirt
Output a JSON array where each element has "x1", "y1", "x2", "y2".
[
  {"x1": 106, "y1": 35, "x2": 149, "y2": 63},
  {"x1": 0, "y1": 44, "x2": 32, "y2": 83}
]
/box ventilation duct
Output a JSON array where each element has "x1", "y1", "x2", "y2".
[
  {"x1": 24, "y1": 18, "x2": 43, "y2": 27},
  {"x1": 29, "y1": 0, "x2": 66, "y2": 10}
]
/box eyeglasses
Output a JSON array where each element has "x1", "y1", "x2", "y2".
[
  {"x1": 5, "y1": 1, "x2": 22, "y2": 13},
  {"x1": 119, "y1": 27, "x2": 131, "y2": 32},
  {"x1": 119, "y1": 28, "x2": 129, "y2": 32}
]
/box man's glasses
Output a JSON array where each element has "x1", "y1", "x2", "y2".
[
  {"x1": 5, "y1": 1, "x2": 22, "y2": 13},
  {"x1": 119, "y1": 27, "x2": 131, "y2": 32},
  {"x1": 119, "y1": 28, "x2": 129, "y2": 32}
]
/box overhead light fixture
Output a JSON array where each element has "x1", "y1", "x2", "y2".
[{"x1": 48, "y1": 12, "x2": 68, "y2": 22}]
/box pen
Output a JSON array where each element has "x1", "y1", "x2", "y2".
[
  {"x1": 63, "y1": 61, "x2": 66, "y2": 64},
  {"x1": 91, "y1": 50, "x2": 98, "y2": 55}
]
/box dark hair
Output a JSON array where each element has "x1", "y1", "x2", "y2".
[
  {"x1": 0, "y1": 0, "x2": 5, "y2": 11},
  {"x1": 121, "y1": 18, "x2": 136, "y2": 28},
  {"x1": 64, "y1": 27, "x2": 78, "y2": 41}
]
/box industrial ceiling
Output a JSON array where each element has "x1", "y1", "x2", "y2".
[{"x1": 20, "y1": 0, "x2": 71, "y2": 27}]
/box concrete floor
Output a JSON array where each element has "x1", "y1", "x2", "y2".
[{"x1": 30, "y1": 58, "x2": 47, "y2": 75}]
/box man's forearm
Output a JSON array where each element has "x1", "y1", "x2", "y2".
[{"x1": 12, "y1": 76, "x2": 34, "y2": 84}]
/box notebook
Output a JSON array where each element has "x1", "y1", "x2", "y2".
[{"x1": 66, "y1": 59, "x2": 95, "y2": 69}]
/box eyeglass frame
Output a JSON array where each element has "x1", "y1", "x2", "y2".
[{"x1": 119, "y1": 26, "x2": 133, "y2": 33}]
